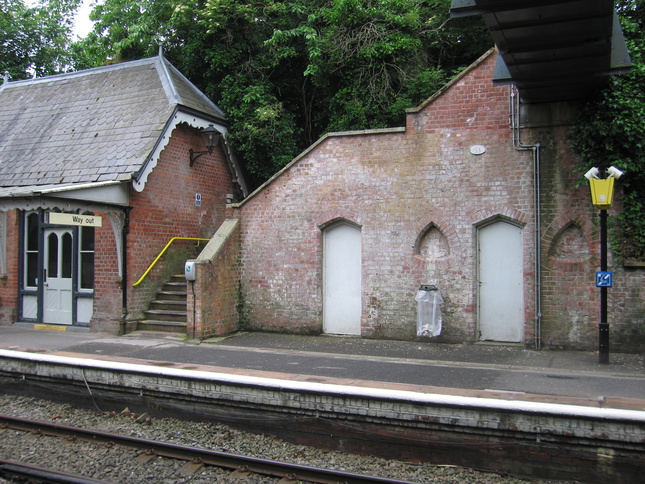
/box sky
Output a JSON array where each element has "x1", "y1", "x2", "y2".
[
  {"x1": 26, "y1": 0, "x2": 94, "y2": 38},
  {"x1": 74, "y1": 0, "x2": 94, "y2": 38}
]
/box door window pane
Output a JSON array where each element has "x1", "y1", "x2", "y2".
[
  {"x1": 62, "y1": 232, "x2": 72, "y2": 278},
  {"x1": 47, "y1": 233, "x2": 58, "y2": 278}
]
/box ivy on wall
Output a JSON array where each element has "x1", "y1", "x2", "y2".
[{"x1": 570, "y1": 3, "x2": 644, "y2": 261}]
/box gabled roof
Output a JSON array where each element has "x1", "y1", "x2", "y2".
[
  {"x1": 0, "y1": 54, "x2": 227, "y2": 190},
  {"x1": 450, "y1": 0, "x2": 632, "y2": 103}
]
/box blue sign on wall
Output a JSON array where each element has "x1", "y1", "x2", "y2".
[{"x1": 596, "y1": 271, "x2": 613, "y2": 287}]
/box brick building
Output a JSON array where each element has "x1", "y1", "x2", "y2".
[
  {"x1": 1, "y1": 44, "x2": 642, "y2": 352},
  {"x1": 0, "y1": 54, "x2": 247, "y2": 334},
  {"x1": 210, "y1": 49, "x2": 643, "y2": 352}
]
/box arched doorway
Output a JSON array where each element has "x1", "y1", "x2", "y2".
[
  {"x1": 323, "y1": 222, "x2": 362, "y2": 335},
  {"x1": 478, "y1": 220, "x2": 524, "y2": 342}
]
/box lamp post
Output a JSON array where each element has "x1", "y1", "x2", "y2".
[{"x1": 584, "y1": 165, "x2": 623, "y2": 364}]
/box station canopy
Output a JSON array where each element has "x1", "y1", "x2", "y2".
[{"x1": 450, "y1": 0, "x2": 632, "y2": 103}]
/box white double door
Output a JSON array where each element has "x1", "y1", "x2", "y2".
[{"x1": 43, "y1": 228, "x2": 73, "y2": 324}]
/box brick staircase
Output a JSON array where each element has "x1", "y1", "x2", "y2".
[{"x1": 137, "y1": 275, "x2": 188, "y2": 333}]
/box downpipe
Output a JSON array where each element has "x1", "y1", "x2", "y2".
[{"x1": 510, "y1": 87, "x2": 542, "y2": 350}]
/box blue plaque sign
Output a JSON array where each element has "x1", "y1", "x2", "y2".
[{"x1": 596, "y1": 271, "x2": 613, "y2": 287}]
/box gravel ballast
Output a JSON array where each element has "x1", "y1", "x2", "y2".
[{"x1": 0, "y1": 394, "x2": 578, "y2": 483}]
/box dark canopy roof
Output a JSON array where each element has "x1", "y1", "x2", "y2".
[{"x1": 451, "y1": 0, "x2": 632, "y2": 103}]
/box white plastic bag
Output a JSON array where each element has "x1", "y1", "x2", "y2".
[{"x1": 415, "y1": 286, "x2": 443, "y2": 337}]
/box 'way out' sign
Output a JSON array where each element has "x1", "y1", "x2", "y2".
[{"x1": 48, "y1": 212, "x2": 103, "y2": 227}]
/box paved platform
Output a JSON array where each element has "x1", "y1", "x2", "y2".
[{"x1": 1, "y1": 324, "x2": 644, "y2": 405}]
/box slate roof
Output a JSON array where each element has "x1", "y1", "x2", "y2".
[{"x1": 0, "y1": 55, "x2": 226, "y2": 188}]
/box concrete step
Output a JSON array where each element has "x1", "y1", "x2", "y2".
[
  {"x1": 149, "y1": 299, "x2": 187, "y2": 312},
  {"x1": 156, "y1": 291, "x2": 187, "y2": 301},
  {"x1": 136, "y1": 320, "x2": 187, "y2": 333},
  {"x1": 136, "y1": 275, "x2": 188, "y2": 333},
  {"x1": 143, "y1": 309, "x2": 187, "y2": 322}
]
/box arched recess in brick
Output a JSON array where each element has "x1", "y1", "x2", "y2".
[
  {"x1": 548, "y1": 223, "x2": 591, "y2": 263},
  {"x1": 412, "y1": 220, "x2": 460, "y2": 298},
  {"x1": 541, "y1": 215, "x2": 597, "y2": 347},
  {"x1": 414, "y1": 224, "x2": 450, "y2": 260},
  {"x1": 544, "y1": 214, "x2": 596, "y2": 270},
  {"x1": 413, "y1": 216, "x2": 459, "y2": 260}
]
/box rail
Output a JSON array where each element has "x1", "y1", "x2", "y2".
[
  {"x1": 132, "y1": 237, "x2": 210, "y2": 287},
  {"x1": 0, "y1": 415, "x2": 414, "y2": 484}
]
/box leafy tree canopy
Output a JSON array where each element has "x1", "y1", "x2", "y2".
[
  {"x1": 1, "y1": 0, "x2": 81, "y2": 80},
  {"x1": 69, "y1": 0, "x2": 491, "y2": 187},
  {"x1": 571, "y1": 1, "x2": 645, "y2": 260}
]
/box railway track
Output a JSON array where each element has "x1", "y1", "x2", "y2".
[{"x1": 0, "y1": 414, "x2": 416, "y2": 484}]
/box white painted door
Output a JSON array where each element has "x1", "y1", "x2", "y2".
[
  {"x1": 478, "y1": 221, "x2": 523, "y2": 342},
  {"x1": 43, "y1": 229, "x2": 73, "y2": 324},
  {"x1": 323, "y1": 223, "x2": 362, "y2": 335}
]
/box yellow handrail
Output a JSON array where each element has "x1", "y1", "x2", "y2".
[{"x1": 132, "y1": 237, "x2": 210, "y2": 287}]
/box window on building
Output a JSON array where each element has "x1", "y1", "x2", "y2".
[
  {"x1": 80, "y1": 225, "x2": 94, "y2": 290},
  {"x1": 25, "y1": 213, "x2": 39, "y2": 287}
]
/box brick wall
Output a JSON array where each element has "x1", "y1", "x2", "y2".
[
  {"x1": 127, "y1": 123, "x2": 236, "y2": 321},
  {"x1": 234, "y1": 51, "x2": 537, "y2": 341},
  {"x1": 535, "y1": 119, "x2": 645, "y2": 352},
  {"x1": 232, "y1": 49, "x2": 645, "y2": 351},
  {"x1": 0, "y1": 122, "x2": 236, "y2": 333},
  {"x1": 188, "y1": 219, "x2": 241, "y2": 339},
  {"x1": 89, "y1": 210, "x2": 123, "y2": 333},
  {"x1": 0, "y1": 210, "x2": 19, "y2": 324}
]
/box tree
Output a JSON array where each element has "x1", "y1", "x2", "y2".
[
  {"x1": 570, "y1": 1, "x2": 645, "y2": 260},
  {"x1": 266, "y1": 0, "x2": 489, "y2": 134},
  {"x1": 0, "y1": 0, "x2": 81, "y2": 80},
  {"x1": 69, "y1": 0, "x2": 491, "y2": 187}
]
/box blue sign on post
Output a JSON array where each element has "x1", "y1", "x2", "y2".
[{"x1": 596, "y1": 271, "x2": 613, "y2": 287}]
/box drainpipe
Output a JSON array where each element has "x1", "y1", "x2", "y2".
[{"x1": 510, "y1": 87, "x2": 542, "y2": 350}]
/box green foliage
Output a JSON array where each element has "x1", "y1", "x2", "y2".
[
  {"x1": 0, "y1": 0, "x2": 80, "y2": 79},
  {"x1": 570, "y1": 2, "x2": 645, "y2": 260},
  {"x1": 65, "y1": 0, "x2": 490, "y2": 188},
  {"x1": 220, "y1": 79, "x2": 301, "y2": 183}
]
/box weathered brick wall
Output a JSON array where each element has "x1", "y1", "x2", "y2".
[
  {"x1": 126, "y1": 122, "x2": 236, "y2": 320},
  {"x1": 235, "y1": 51, "x2": 537, "y2": 342},
  {"x1": 534, "y1": 115, "x2": 645, "y2": 352},
  {"x1": 232, "y1": 49, "x2": 645, "y2": 351},
  {"x1": 188, "y1": 219, "x2": 241, "y2": 339},
  {"x1": 611, "y1": 259, "x2": 645, "y2": 353},
  {"x1": 0, "y1": 210, "x2": 19, "y2": 324},
  {"x1": 89, "y1": 210, "x2": 124, "y2": 333}
]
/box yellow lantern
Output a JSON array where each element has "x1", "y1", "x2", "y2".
[{"x1": 589, "y1": 177, "x2": 615, "y2": 210}]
